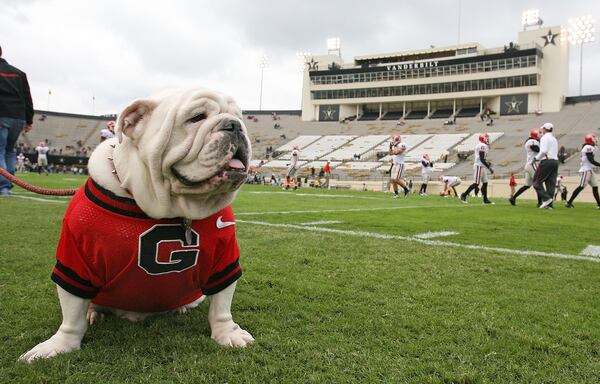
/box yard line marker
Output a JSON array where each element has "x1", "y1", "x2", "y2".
[
  {"x1": 414, "y1": 231, "x2": 458, "y2": 239},
  {"x1": 249, "y1": 191, "x2": 384, "y2": 201},
  {"x1": 13, "y1": 191, "x2": 71, "y2": 199},
  {"x1": 298, "y1": 220, "x2": 342, "y2": 226},
  {"x1": 581, "y1": 245, "x2": 600, "y2": 257},
  {"x1": 9, "y1": 195, "x2": 68, "y2": 204},
  {"x1": 236, "y1": 204, "x2": 475, "y2": 216},
  {"x1": 237, "y1": 219, "x2": 600, "y2": 263}
]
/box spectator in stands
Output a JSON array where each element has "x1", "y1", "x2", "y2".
[
  {"x1": 100, "y1": 120, "x2": 116, "y2": 142},
  {"x1": 509, "y1": 172, "x2": 516, "y2": 197},
  {"x1": 0, "y1": 45, "x2": 34, "y2": 196},
  {"x1": 323, "y1": 160, "x2": 331, "y2": 189},
  {"x1": 35, "y1": 141, "x2": 50, "y2": 175}
]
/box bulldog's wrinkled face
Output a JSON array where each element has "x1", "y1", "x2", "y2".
[{"x1": 113, "y1": 88, "x2": 251, "y2": 215}]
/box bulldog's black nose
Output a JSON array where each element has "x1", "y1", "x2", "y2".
[{"x1": 221, "y1": 119, "x2": 242, "y2": 133}]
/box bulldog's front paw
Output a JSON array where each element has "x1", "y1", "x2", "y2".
[
  {"x1": 211, "y1": 322, "x2": 254, "y2": 347},
  {"x1": 19, "y1": 334, "x2": 80, "y2": 363}
]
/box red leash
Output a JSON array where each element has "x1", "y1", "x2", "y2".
[{"x1": 0, "y1": 168, "x2": 78, "y2": 196}]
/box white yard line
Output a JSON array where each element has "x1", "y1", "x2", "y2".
[
  {"x1": 249, "y1": 191, "x2": 385, "y2": 201},
  {"x1": 414, "y1": 231, "x2": 458, "y2": 239},
  {"x1": 581, "y1": 245, "x2": 600, "y2": 257},
  {"x1": 236, "y1": 203, "x2": 475, "y2": 216},
  {"x1": 237, "y1": 219, "x2": 600, "y2": 263},
  {"x1": 13, "y1": 191, "x2": 71, "y2": 199},
  {"x1": 298, "y1": 220, "x2": 342, "y2": 226},
  {"x1": 9, "y1": 194, "x2": 68, "y2": 204}
]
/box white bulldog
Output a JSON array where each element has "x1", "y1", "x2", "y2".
[{"x1": 20, "y1": 88, "x2": 254, "y2": 362}]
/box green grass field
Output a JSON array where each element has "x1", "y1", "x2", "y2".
[{"x1": 1, "y1": 173, "x2": 599, "y2": 383}]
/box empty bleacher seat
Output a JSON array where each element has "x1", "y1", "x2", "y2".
[
  {"x1": 294, "y1": 135, "x2": 357, "y2": 160},
  {"x1": 455, "y1": 107, "x2": 480, "y2": 118},
  {"x1": 380, "y1": 111, "x2": 404, "y2": 121},
  {"x1": 357, "y1": 112, "x2": 379, "y2": 121},
  {"x1": 327, "y1": 135, "x2": 389, "y2": 161},
  {"x1": 405, "y1": 134, "x2": 469, "y2": 162},
  {"x1": 404, "y1": 110, "x2": 428, "y2": 119},
  {"x1": 429, "y1": 109, "x2": 453, "y2": 119},
  {"x1": 453, "y1": 132, "x2": 504, "y2": 153}
]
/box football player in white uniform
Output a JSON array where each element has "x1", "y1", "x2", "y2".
[
  {"x1": 100, "y1": 120, "x2": 116, "y2": 142},
  {"x1": 389, "y1": 135, "x2": 410, "y2": 198},
  {"x1": 566, "y1": 134, "x2": 600, "y2": 209},
  {"x1": 460, "y1": 133, "x2": 494, "y2": 204},
  {"x1": 284, "y1": 144, "x2": 300, "y2": 190},
  {"x1": 439, "y1": 175, "x2": 462, "y2": 197},
  {"x1": 419, "y1": 154, "x2": 433, "y2": 196},
  {"x1": 509, "y1": 128, "x2": 541, "y2": 206}
]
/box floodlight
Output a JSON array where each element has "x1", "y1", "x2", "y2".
[
  {"x1": 327, "y1": 37, "x2": 341, "y2": 51},
  {"x1": 296, "y1": 51, "x2": 312, "y2": 71},
  {"x1": 522, "y1": 9, "x2": 542, "y2": 28},
  {"x1": 258, "y1": 55, "x2": 269, "y2": 68},
  {"x1": 568, "y1": 15, "x2": 595, "y2": 44},
  {"x1": 568, "y1": 15, "x2": 596, "y2": 96}
]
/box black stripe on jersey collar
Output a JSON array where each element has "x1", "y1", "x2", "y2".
[{"x1": 85, "y1": 179, "x2": 150, "y2": 219}]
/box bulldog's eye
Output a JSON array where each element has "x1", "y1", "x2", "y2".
[{"x1": 188, "y1": 113, "x2": 207, "y2": 123}]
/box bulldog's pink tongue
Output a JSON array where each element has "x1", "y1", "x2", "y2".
[{"x1": 228, "y1": 159, "x2": 245, "y2": 170}]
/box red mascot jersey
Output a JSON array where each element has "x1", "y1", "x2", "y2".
[{"x1": 51, "y1": 178, "x2": 242, "y2": 313}]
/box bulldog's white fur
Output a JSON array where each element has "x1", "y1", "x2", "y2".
[{"x1": 20, "y1": 88, "x2": 254, "y2": 363}]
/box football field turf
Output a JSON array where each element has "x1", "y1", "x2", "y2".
[{"x1": 1, "y1": 174, "x2": 599, "y2": 383}]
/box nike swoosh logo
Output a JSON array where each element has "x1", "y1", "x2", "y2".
[{"x1": 216, "y1": 216, "x2": 236, "y2": 229}]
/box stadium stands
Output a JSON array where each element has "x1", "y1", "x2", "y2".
[
  {"x1": 380, "y1": 111, "x2": 403, "y2": 121},
  {"x1": 454, "y1": 132, "x2": 505, "y2": 153},
  {"x1": 429, "y1": 109, "x2": 454, "y2": 119},
  {"x1": 404, "y1": 110, "x2": 428, "y2": 119},
  {"x1": 327, "y1": 135, "x2": 389, "y2": 161},
  {"x1": 455, "y1": 107, "x2": 480, "y2": 118},
  {"x1": 30, "y1": 98, "x2": 600, "y2": 182},
  {"x1": 357, "y1": 112, "x2": 379, "y2": 121},
  {"x1": 294, "y1": 135, "x2": 357, "y2": 160}
]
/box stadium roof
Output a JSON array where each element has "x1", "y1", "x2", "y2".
[{"x1": 353, "y1": 43, "x2": 481, "y2": 63}]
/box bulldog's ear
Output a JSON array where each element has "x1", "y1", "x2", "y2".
[{"x1": 116, "y1": 99, "x2": 157, "y2": 143}]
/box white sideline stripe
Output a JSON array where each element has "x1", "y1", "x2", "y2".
[
  {"x1": 236, "y1": 204, "x2": 475, "y2": 216},
  {"x1": 249, "y1": 191, "x2": 384, "y2": 201},
  {"x1": 237, "y1": 219, "x2": 600, "y2": 263},
  {"x1": 13, "y1": 191, "x2": 71, "y2": 199},
  {"x1": 581, "y1": 245, "x2": 600, "y2": 257},
  {"x1": 299, "y1": 220, "x2": 342, "y2": 226},
  {"x1": 9, "y1": 195, "x2": 68, "y2": 204},
  {"x1": 414, "y1": 231, "x2": 458, "y2": 239}
]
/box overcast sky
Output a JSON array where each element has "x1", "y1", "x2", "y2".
[{"x1": 2, "y1": 0, "x2": 599, "y2": 116}]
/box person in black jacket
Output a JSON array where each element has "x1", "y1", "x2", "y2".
[{"x1": 0, "y1": 46, "x2": 33, "y2": 196}]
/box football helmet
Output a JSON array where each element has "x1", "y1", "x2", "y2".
[
  {"x1": 393, "y1": 135, "x2": 401, "y2": 142},
  {"x1": 292, "y1": 144, "x2": 300, "y2": 150},
  {"x1": 423, "y1": 154, "x2": 430, "y2": 161},
  {"x1": 438, "y1": 175, "x2": 445, "y2": 182},
  {"x1": 106, "y1": 120, "x2": 116, "y2": 129},
  {"x1": 529, "y1": 128, "x2": 540, "y2": 141},
  {"x1": 584, "y1": 133, "x2": 598, "y2": 146},
  {"x1": 479, "y1": 132, "x2": 490, "y2": 145}
]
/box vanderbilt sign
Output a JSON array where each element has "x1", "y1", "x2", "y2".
[{"x1": 386, "y1": 61, "x2": 439, "y2": 71}]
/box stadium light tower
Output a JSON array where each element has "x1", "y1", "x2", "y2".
[
  {"x1": 327, "y1": 37, "x2": 341, "y2": 57},
  {"x1": 296, "y1": 51, "x2": 312, "y2": 72},
  {"x1": 568, "y1": 15, "x2": 596, "y2": 96},
  {"x1": 258, "y1": 55, "x2": 269, "y2": 111},
  {"x1": 522, "y1": 9, "x2": 543, "y2": 30}
]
